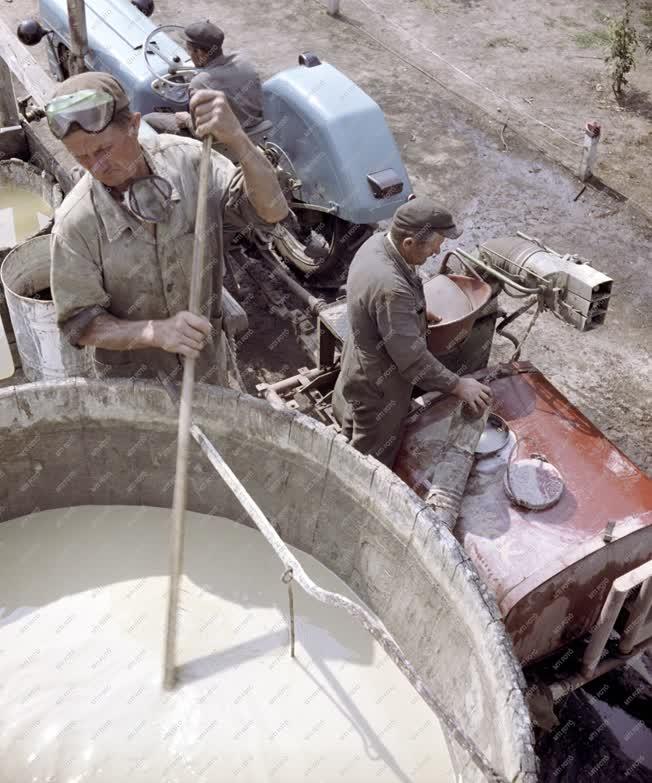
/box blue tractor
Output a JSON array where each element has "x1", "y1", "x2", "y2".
[{"x1": 17, "y1": 0, "x2": 411, "y2": 279}]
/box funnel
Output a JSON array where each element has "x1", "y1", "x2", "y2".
[{"x1": 424, "y1": 274, "x2": 492, "y2": 355}]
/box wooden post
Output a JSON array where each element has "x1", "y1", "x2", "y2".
[
  {"x1": 327, "y1": 0, "x2": 340, "y2": 16},
  {"x1": 578, "y1": 121, "x2": 600, "y2": 182},
  {"x1": 66, "y1": 0, "x2": 89, "y2": 75},
  {"x1": 163, "y1": 137, "x2": 214, "y2": 691}
]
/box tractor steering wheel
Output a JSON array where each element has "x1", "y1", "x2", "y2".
[{"x1": 143, "y1": 24, "x2": 197, "y2": 105}]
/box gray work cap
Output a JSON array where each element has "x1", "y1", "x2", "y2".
[
  {"x1": 51, "y1": 71, "x2": 130, "y2": 111},
  {"x1": 183, "y1": 21, "x2": 225, "y2": 52},
  {"x1": 392, "y1": 197, "x2": 462, "y2": 240}
]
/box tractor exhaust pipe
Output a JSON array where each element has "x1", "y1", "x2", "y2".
[{"x1": 66, "y1": 0, "x2": 89, "y2": 75}]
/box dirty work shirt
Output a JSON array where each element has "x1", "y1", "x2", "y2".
[
  {"x1": 190, "y1": 51, "x2": 264, "y2": 131},
  {"x1": 332, "y1": 232, "x2": 458, "y2": 467},
  {"x1": 51, "y1": 134, "x2": 270, "y2": 383}
]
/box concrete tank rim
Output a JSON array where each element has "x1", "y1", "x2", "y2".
[
  {"x1": 0, "y1": 158, "x2": 63, "y2": 254},
  {"x1": 0, "y1": 377, "x2": 538, "y2": 781}
]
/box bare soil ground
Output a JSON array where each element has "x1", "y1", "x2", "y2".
[{"x1": 358, "y1": 0, "x2": 652, "y2": 216}]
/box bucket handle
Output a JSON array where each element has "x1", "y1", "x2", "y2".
[{"x1": 440, "y1": 250, "x2": 485, "y2": 282}]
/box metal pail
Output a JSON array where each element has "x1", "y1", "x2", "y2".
[
  {"x1": 0, "y1": 235, "x2": 93, "y2": 381},
  {"x1": 0, "y1": 159, "x2": 64, "y2": 341}
]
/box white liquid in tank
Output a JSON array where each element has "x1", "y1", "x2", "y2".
[
  {"x1": 0, "y1": 506, "x2": 457, "y2": 782},
  {"x1": 0, "y1": 185, "x2": 53, "y2": 247}
]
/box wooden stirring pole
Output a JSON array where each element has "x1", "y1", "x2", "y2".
[{"x1": 163, "y1": 135, "x2": 215, "y2": 690}]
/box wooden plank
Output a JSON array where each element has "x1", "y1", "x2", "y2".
[
  {"x1": 0, "y1": 17, "x2": 53, "y2": 108},
  {"x1": 0, "y1": 55, "x2": 20, "y2": 125}
]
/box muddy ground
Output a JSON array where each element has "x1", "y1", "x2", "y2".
[
  {"x1": 362, "y1": 0, "x2": 652, "y2": 216},
  {"x1": 1, "y1": 0, "x2": 652, "y2": 779}
]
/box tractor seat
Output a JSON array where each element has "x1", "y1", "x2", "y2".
[
  {"x1": 246, "y1": 119, "x2": 274, "y2": 145},
  {"x1": 213, "y1": 120, "x2": 274, "y2": 162}
]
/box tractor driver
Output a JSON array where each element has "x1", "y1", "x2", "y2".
[
  {"x1": 144, "y1": 21, "x2": 265, "y2": 139},
  {"x1": 332, "y1": 198, "x2": 492, "y2": 468},
  {"x1": 46, "y1": 72, "x2": 287, "y2": 385}
]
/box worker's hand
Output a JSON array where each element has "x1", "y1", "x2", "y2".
[
  {"x1": 451, "y1": 377, "x2": 492, "y2": 417},
  {"x1": 175, "y1": 111, "x2": 193, "y2": 132},
  {"x1": 149, "y1": 311, "x2": 212, "y2": 358},
  {"x1": 189, "y1": 89, "x2": 243, "y2": 144},
  {"x1": 426, "y1": 309, "x2": 442, "y2": 324}
]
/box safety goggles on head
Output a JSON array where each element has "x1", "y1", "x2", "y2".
[
  {"x1": 46, "y1": 89, "x2": 116, "y2": 140},
  {"x1": 123, "y1": 175, "x2": 174, "y2": 224}
]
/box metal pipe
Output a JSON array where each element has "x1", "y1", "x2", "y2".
[
  {"x1": 516, "y1": 231, "x2": 559, "y2": 257},
  {"x1": 66, "y1": 0, "x2": 89, "y2": 75},
  {"x1": 454, "y1": 248, "x2": 542, "y2": 294},
  {"x1": 262, "y1": 388, "x2": 287, "y2": 409},
  {"x1": 257, "y1": 245, "x2": 327, "y2": 315},
  {"x1": 549, "y1": 635, "x2": 652, "y2": 702},
  {"x1": 581, "y1": 585, "x2": 628, "y2": 675},
  {"x1": 262, "y1": 367, "x2": 324, "y2": 395},
  {"x1": 619, "y1": 573, "x2": 652, "y2": 654}
]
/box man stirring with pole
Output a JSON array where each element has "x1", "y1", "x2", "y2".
[{"x1": 47, "y1": 72, "x2": 287, "y2": 385}]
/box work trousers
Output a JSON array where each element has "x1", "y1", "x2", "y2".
[{"x1": 332, "y1": 384, "x2": 409, "y2": 468}]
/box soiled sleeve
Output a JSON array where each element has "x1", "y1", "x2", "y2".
[
  {"x1": 220, "y1": 160, "x2": 277, "y2": 238},
  {"x1": 374, "y1": 284, "x2": 459, "y2": 393},
  {"x1": 50, "y1": 228, "x2": 110, "y2": 347}
]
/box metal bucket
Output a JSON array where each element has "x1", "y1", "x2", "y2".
[
  {"x1": 0, "y1": 235, "x2": 93, "y2": 381},
  {"x1": 0, "y1": 159, "x2": 63, "y2": 341}
]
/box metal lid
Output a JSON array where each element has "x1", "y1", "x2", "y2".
[
  {"x1": 475, "y1": 413, "x2": 510, "y2": 458},
  {"x1": 504, "y1": 454, "x2": 565, "y2": 511}
]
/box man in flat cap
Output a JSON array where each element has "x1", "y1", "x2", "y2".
[
  {"x1": 46, "y1": 71, "x2": 287, "y2": 385},
  {"x1": 332, "y1": 197, "x2": 491, "y2": 467},
  {"x1": 144, "y1": 21, "x2": 264, "y2": 140}
]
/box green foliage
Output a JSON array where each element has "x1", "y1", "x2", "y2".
[
  {"x1": 605, "y1": 0, "x2": 639, "y2": 96},
  {"x1": 574, "y1": 29, "x2": 611, "y2": 48}
]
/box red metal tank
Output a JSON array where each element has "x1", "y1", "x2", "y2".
[{"x1": 394, "y1": 362, "x2": 652, "y2": 665}]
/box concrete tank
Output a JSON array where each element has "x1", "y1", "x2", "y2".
[{"x1": 0, "y1": 380, "x2": 537, "y2": 782}]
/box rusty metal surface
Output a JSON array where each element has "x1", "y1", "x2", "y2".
[
  {"x1": 395, "y1": 362, "x2": 652, "y2": 663},
  {"x1": 424, "y1": 274, "x2": 492, "y2": 355}
]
